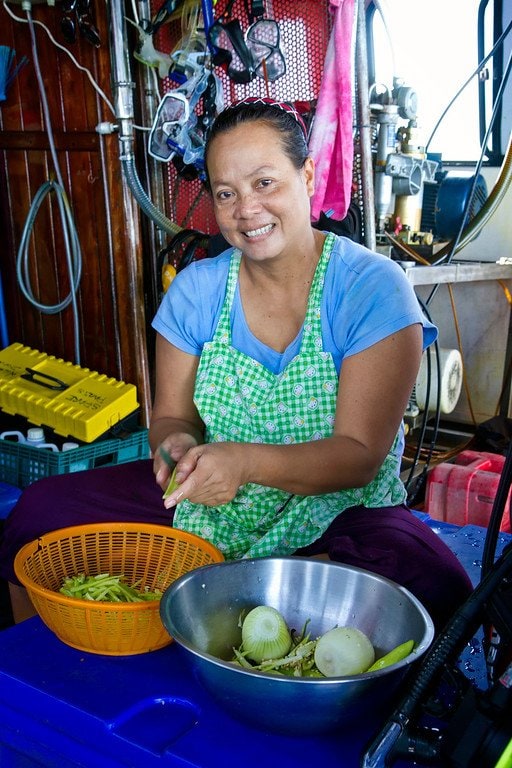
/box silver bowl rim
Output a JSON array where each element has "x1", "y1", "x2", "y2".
[{"x1": 160, "y1": 556, "x2": 435, "y2": 684}]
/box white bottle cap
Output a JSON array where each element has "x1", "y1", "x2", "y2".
[
  {"x1": 62, "y1": 442, "x2": 80, "y2": 451},
  {"x1": 27, "y1": 427, "x2": 45, "y2": 442}
]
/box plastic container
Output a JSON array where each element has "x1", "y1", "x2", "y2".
[
  {"x1": 14, "y1": 522, "x2": 224, "y2": 655},
  {"x1": 0, "y1": 618, "x2": 378, "y2": 768},
  {"x1": 26, "y1": 427, "x2": 48, "y2": 446},
  {"x1": 1, "y1": 428, "x2": 58, "y2": 487},
  {"x1": 62, "y1": 442, "x2": 89, "y2": 472},
  {"x1": 0, "y1": 619, "x2": 366, "y2": 768},
  {"x1": 0, "y1": 342, "x2": 139, "y2": 442},
  {"x1": 26, "y1": 427, "x2": 58, "y2": 452},
  {"x1": 0, "y1": 430, "x2": 26, "y2": 443},
  {"x1": 425, "y1": 450, "x2": 511, "y2": 531},
  {"x1": 0, "y1": 428, "x2": 59, "y2": 451},
  {"x1": 0, "y1": 427, "x2": 150, "y2": 488}
]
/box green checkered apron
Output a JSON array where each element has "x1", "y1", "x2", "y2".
[{"x1": 173, "y1": 233, "x2": 406, "y2": 558}]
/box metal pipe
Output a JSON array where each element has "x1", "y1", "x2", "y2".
[
  {"x1": 106, "y1": 0, "x2": 181, "y2": 236},
  {"x1": 108, "y1": 0, "x2": 136, "y2": 158},
  {"x1": 355, "y1": 0, "x2": 376, "y2": 251}
]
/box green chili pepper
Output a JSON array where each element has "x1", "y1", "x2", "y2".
[
  {"x1": 366, "y1": 639, "x2": 415, "y2": 672},
  {"x1": 162, "y1": 465, "x2": 179, "y2": 499}
]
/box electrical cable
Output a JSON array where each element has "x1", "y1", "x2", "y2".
[
  {"x1": 2, "y1": 0, "x2": 115, "y2": 115},
  {"x1": 364, "y1": 396, "x2": 512, "y2": 768},
  {"x1": 3, "y1": 0, "x2": 151, "y2": 133},
  {"x1": 445, "y1": 283, "x2": 477, "y2": 426},
  {"x1": 439, "y1": 44, "x2": 512, "y2": 270},
  {"x1": 404, "y1": 295, "x2": 442, "y2": 501},
  {"x1": 396, "y1": 37, "x2": 512, "y2": 518},
  {"x1": 425, "y1": 18, "x2": 512, "y2": 153},
  {"x1": 16, "y1": 180, "x2": 82, "y2": 315},
  {"x1": 425, "y1": 45, "x2": 512, "y2": 308},
  {"x1": 404, "y1": 283, "x2": 479, "y2": 502},
  {"x1": 403, "y1": 342, "x2": 434, "y2": 501},
  {"x1": 14, "y1": 7, "x2": 83, "y2": 364},
  {"x1": 431, "y1": 128, "x2": 512, "y2": 263},
  {"x1": 382, "y1": 45, "x2": 512, "y2": 448}
]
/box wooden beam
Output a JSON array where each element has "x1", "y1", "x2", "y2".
[{"x1": 0, "y1": 132, "x2": 100, "y2": 152}]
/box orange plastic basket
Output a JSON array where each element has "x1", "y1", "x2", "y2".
[{"x1": 14, "y1": 522, "x2": 224, "y2": 656}]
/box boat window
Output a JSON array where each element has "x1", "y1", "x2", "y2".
[{"x1": 366, "y1": 0, "x2": 509, "y2": 166}]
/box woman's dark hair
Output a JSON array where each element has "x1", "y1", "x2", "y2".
[{"x1": 204, "y1": 100, "x2": 309, "y2": 183}]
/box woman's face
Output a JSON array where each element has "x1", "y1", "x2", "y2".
[{"x1": 206, "y1": 121, "x2": 315, "y2": 262}]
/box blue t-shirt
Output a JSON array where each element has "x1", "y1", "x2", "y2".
[{"x1": 152, "y1": 235, "x2": 437, "y2": 375}]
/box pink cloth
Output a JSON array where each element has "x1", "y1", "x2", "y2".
[{"x1": 309, "y1": 0, "x2": 355, "y2": 222}]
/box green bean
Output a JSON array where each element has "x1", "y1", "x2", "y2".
[{"x1": 59, "y1": 573, "x2": 162, "y2": 602}]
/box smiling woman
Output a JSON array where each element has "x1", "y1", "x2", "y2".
[
  {"x1": 1, "y1": 99, "x2": 473, "y2": 631},
  {"x1": 204, "y1": 98, "x2": 313, "y2": 263},
  {"x1": 147, "y1": 98, "x2": 472, "y2": 629},
  {"x1": 207, "y1": 119, "x2": 315, "y2": 265}
]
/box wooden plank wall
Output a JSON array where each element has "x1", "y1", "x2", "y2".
[
  {"x1": 0, "y1": 0, "x2": 153, "y2": 424},
  {"x1": 0, "y1": 0, "x2": 331, "y2": 431}
]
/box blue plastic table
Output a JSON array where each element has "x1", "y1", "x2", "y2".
[{"x1": 0, "y1": 521, "x2": 509, "y2": 768}]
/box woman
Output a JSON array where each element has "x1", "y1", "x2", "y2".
[
  {"x1": 150, "y1": 96, "x2": 473, "y2": 623},
  {"x1": 0, "y1": 98, "x2": 472, "y2": 628}
]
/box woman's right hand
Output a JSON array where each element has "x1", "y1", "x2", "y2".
[
  {"x1": 162, "y1": 441, "x2": 255, "y2": 509},
  {"x1": 153, "y1": 432, "x2": 199, "y2": 491}
]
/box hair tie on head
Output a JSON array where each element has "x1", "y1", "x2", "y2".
[{"x1": 227, "y1": 96, "x2": 308, "y2": 137}]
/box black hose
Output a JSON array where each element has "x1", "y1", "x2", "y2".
[
  {"x1": 361, "y1": 543, "x2": 512, "y2": 767},
  {"x1": 482, "y1": 435, "x2": 512, "y2": 578}
]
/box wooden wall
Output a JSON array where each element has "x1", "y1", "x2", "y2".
[
  {"x1": 0, "y1": 0, "x2": 153, "y2": 423},
  {"x1": 0, "y1": 0, "x2": 331, "y2": 429}
]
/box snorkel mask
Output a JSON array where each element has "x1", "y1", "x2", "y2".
[
  {"x1": 148, "y1": 69, "x2": 223, "y2": 178},
  {"x1": 208, "y1": 0, "x2": 286, "y2": 84}
]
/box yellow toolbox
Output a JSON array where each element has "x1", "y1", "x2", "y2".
[{"x1": 0, "y1": 343, "x2": 139, "y2": 442}]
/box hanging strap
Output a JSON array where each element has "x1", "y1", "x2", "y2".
[
  {"x1": 147, "y1": 0, "x2": 186, "y2": 37},
  {"x1": 247, "y1": 0, "x2": 265, "y2": 23},
  {"x1": 158, "y1": 228, "x2": 210, "y2": 274}
]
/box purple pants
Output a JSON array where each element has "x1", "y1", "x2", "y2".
[{"x1": 0, "y1": 460, "x2": 472, "y2": 631}]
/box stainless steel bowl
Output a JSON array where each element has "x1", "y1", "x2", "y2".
[{"x1": 160, "y1": 557, "x2": 434, "y2": 735}]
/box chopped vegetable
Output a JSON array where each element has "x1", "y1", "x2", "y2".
[
  {"x1": 233, "y1": 619, "x2": 319, "y2": 677},
  {"x1": 313, "y1": 626, "x2": 375, "y2": 677},
  {"x1": 366, "y1": 639, "x2": 415, "y2": 672},
  {"x1": 231, "y1": 606, "x2": 410, "y2": 679},
  {"x1": 162, "y1": 465, "x2": 179, "y2": 499},
  {"x1": 241, "y1": 605, "x2": 292, "y2": 663},
  {"x1": 59, "y1": 573, "x2": 162, "y2": 602}
]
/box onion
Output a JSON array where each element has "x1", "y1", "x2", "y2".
[
  {"x1": 314, "y1": 626, "x2": 375, "y2": 677},
  {"x1": 241, "y1": 606, "x2": 292, "y2": 663}
]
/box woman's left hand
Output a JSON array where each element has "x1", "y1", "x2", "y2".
[{"x1": 163, "y1": 442, "x2": 248, "y2": 508}]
